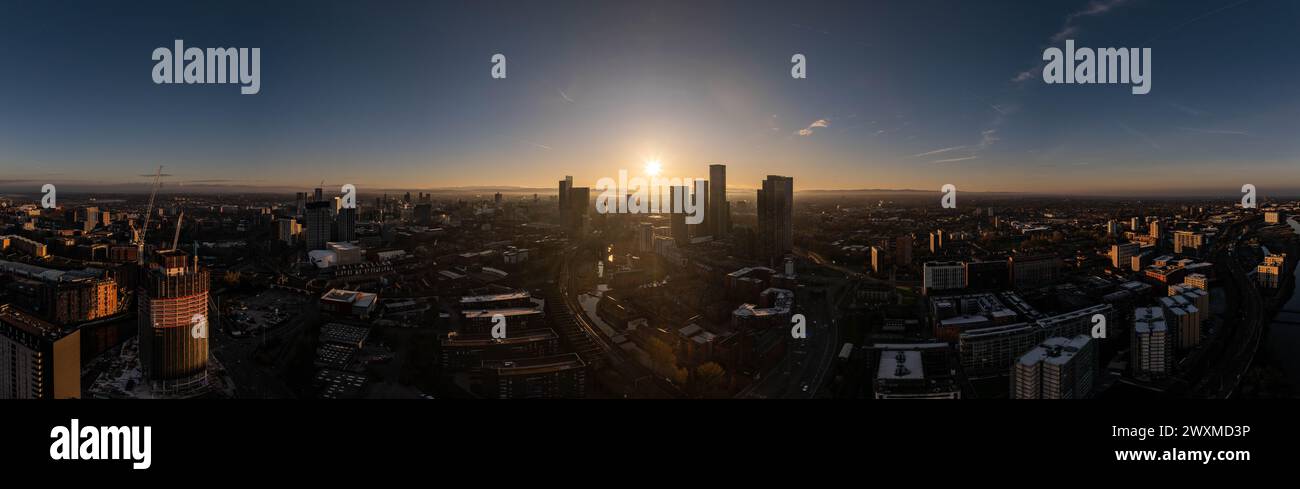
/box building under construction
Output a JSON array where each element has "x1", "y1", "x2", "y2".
[{"x1": 137, "y1": 249, "x2": 210, "y2": 396}]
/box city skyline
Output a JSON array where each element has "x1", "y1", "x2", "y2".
[
  {"x1": 6, "y1": 2, "x2": 1300, "y2": 476},
  {"x1": 1, "y1": 0, "x2": 1298, "y2": 195}
]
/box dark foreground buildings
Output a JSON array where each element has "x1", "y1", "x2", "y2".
[
  {"x1": 0, "y1": 304, "x2": 81, "y2": 399},
  {"x1": 479, "y1": 353, "x2": 588, "y2": 399}
]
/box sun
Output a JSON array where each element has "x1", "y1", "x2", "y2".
[{"x1": 644, "y1": 159, "x2": 662, "y2": 177}]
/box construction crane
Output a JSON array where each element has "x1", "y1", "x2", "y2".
[
  {"x1": 131, "y1": 165, "x2": 164, "y2": 265},
  {"x1": 170, "y1": 211, "x2": 185, "y2": 251}
]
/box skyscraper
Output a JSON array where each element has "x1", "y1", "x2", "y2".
[
  {"x1": 336, "y1": 207, "x2": 357, "y2": 243},
  {"x1": 305, "y1": 201, "x2": 333, "y2": 250},
  {"x1": 757, "y1": 175, "x2": 793, "y2": 262},
  {"x1": 138, "y1": 249, "x2": 210, "y2": 396},
  {"x1": 709, "y1": 164, "x2": 728, "y2": 238},
  {"x1": 568, "y1": 186, "x2": 589, "y2": 235},
  {"x1": 558, "y1": 176, "x2": 572, "y2": 213},
  {"x1": 694, "y1": 180, "x2": 709, "y2": 238},
  {"x1": 1132, "y1": 306, "x2": 1170, "y2": 378},
  {"x1": 670, "y1": 185, "x2": 689, "y2": 245}
]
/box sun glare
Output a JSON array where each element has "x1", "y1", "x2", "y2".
[{"x1": 644, "y1": 159, "x2": 662, "y2": 177}]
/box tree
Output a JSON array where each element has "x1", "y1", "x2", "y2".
[
  {"x1": 672, "y1": 367, "x2": 689, "y2": 386},
  {"x1": 693, "y1": 362, "x2": 726, "y2": 397},
  {"x1": 645, "y1": 337, "x2": 678, "y2": 377}
]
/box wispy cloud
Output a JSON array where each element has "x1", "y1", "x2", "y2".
[
  {"x1": 1012, "y1": 69, "x2": 1037, "y2": 83},
  {"x1": 918, "y1": 108, "x2": 1003, "y2": 163},
  {"x1": 911, "y1": 145, "x2": 968, "y2": 158},
  {"x1": 796, "y1": 118, "x2": 830, "y2": 136},
  {"x1": 557, "y1": 89, "x2": 574, "y2": 103},
  {"x1": 1012, "y1": 0, "x2": 1134, "y2": 83},
  {"x1": 933, "y1": 156, "x2": 979, "y2": 164},
  {"x1": 1178, "y1": 127, "x2": 1252, "y2": 136},
  {"x1": 978, "y1": 129, "x2": 1000, "y2": 148},
  {"x1": 1051, "y1": 0, "x2": 1133, "y2": 42}
]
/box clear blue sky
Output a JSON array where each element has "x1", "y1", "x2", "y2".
[{"x1": 1, "y1": 0, "x2": 1297, "y2": 195}]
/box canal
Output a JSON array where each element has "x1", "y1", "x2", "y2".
[{"x1": 1264, "y1": 217, "x2": 1300, "y2": 384}]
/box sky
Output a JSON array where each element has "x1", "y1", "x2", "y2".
[{"x1": 0, "y1": 0, "x2": 1298, "y2": 196}]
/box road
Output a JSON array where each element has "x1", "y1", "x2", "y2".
[{"x1": 738, "y1": 261, "x2": 853, "y2": 399}]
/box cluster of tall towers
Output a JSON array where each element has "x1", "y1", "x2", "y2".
[
  {"x1": 303, "y1": 186, "x2": 357, "y2": 251},
  {"x1": 559, "y1": 164, "x2": 793, "y2": 262}
]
